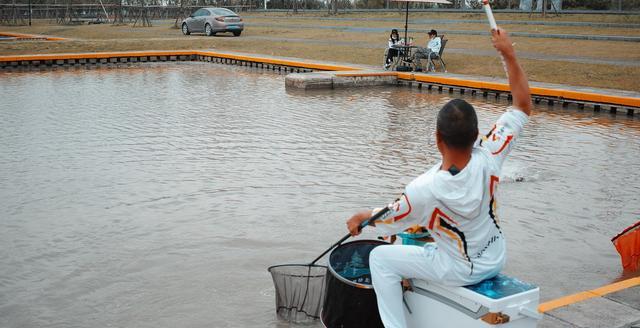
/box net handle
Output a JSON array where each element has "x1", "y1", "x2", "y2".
[{"x1": 309, "y1": 205, "x2": 391, "y2": 265}]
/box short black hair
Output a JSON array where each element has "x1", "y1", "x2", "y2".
[
  {"x1": 428, "y1": 29, "x2": 437, "y2": 36},
  {"x1": 436, "y1": 99, "x2": 478, "y2": 150}
]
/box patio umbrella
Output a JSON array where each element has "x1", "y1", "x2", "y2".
[{"x1": 391, "y1": 0, "x2": 452, "y2": 45}]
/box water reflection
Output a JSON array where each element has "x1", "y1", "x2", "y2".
[{"x1": 0, "y1": 62, "x2": 639, "y2": 328}]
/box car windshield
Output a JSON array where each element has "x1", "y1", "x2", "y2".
[{"x1": 211, "y1": 8, "x2": 236, "y2": 16}]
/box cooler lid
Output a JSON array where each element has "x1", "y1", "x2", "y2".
[{"x1": 464, "y1": 274, "x2": 537, "y2": 300}]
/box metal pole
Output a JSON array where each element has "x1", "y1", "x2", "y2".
[
  {"x1": 98, "y1": 0, "x2": 109, "y2": 23},
  {"x1": 28, "y1": 0, "x2": 32, "y2": 26},
  {"x1": 404, "y1": 1, "x2": 408, "y2": 43}
]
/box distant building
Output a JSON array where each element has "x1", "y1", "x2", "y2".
[{"x1": 520, "y1": 0, "x2": 562, "y2": 11}]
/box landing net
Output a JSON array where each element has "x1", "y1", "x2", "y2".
[{"x1": 268, "y1": 264, "x2": 327, "y2": 323}]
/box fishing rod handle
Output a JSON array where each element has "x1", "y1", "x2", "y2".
[
  {"x1": 482, "y1": 0, "x2": 498, "y2": 30},
  {"x1": 481, "y1": 0, "x2": 508, "y2": 77},
  {"x1": 359, "y1": 205, "x2": 391, "y2": 230},
  {"x1": 309, "y1": 205, "x2": 391, "y2": 265}
]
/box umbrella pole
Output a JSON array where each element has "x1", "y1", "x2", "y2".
[
  {"x1": 403, "y1": 2, "x2": 409, "y2": 61},
  {"x1": 404, "y1": 2, "x2": 409, "y2": 44}
]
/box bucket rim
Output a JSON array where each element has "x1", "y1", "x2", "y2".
[{"x1": 327, "y1": 239, "x2": 388, "y2": 289}]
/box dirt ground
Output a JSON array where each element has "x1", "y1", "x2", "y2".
[{"x1": 1, "y1": 12, "x2": 639, "y2": 92}]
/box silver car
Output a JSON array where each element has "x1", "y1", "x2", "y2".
[{"x1": 181, "y1": 7, "x2": 244, "y2": 37}]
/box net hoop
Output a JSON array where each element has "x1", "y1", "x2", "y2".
[
  {"x1": 268, "y1": 263, "x2": 327, "y2": 275},
  {"x1": 268, "y1": 263, "x2": 328, "y2": 322}
]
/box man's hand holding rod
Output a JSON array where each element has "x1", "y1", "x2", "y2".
[{"x1": 491, "y1": 28, "x2": 533, "y2": 116}]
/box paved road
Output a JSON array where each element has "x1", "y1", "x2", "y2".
[
  {"x1": 245, "y1": 22, "x2": 640, "y2": 42},
  {"x1": 244, "y1": 15, "x2": 640, "y2": 29}
]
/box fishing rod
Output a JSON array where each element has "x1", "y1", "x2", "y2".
[{"x1": 481, "y1": 0, "x2": 509, "y2": 77}]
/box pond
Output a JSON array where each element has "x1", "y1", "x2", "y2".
[{"x1": 1, "y1": 62, "x2": 639, "y2": 327}]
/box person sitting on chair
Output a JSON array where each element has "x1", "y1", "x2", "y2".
[
  {"x1": 413, "y1": 29, "x2": 441, "y2": 71},
  {"x1": 385, "y1": 29, "x2": 402, "y2": 70}
]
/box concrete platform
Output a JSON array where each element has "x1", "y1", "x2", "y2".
[
  {"x1": 285, "y1": 70, "x2": 397, "y2": 89},
  {"x1": 607, "y1": 286, "x2": 640, "y2": 311},
  {"x1": 541, "y1": 285, "x2": 640, "y2": 328}
]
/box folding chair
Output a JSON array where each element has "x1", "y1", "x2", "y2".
[
  {"x1": 383, "y1": 47, "x2": 402, "y2": 71},
  {"x1": 427, "y1": 37, "x2": 447, "y2": 73}
]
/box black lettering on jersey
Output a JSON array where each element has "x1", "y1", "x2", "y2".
[{"x1": 474, "y1": 234, "x2": 501, "y2": 259}]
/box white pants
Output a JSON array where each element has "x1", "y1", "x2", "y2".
[
  {"x1": 369, "y1": 245, "x2": 430, "y2": 328},
  {"x1": 369, "y1": 244, "x2": 466, "y2": 328}
]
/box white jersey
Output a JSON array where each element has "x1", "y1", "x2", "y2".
[
  {"x1": 427, "y1": 36, "x2": 441, "y2": 53},
  {"x1": 373, "y1": 109, "x2": 528, "y2": 285}
]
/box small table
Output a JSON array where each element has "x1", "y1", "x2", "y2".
[{"x1": 391, "y1": 44, "x2": 418, "y2": 71}]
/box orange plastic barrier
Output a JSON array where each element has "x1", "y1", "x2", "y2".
[
  {"x1": 195, "y1": 50, "x2": 356, "y2": 71},
  {"x1": 0, "y1": 50, "x2": 638, "y2": 108},
  {"x1": 0, "y1": 50, "x2": 195, "y2": 62},
  {"x1": 0, "y1": 32, "x2": 66, "y2": 41}
]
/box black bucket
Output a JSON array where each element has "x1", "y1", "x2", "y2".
[{"x1": 321, "y1": 239, "x2": 387, "y2": 328}]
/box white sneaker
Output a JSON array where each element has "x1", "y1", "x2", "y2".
[{"x1": 384, "y1": 63, "x2": 390, "y2": 70}]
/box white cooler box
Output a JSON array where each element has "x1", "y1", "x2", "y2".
[{"x1": 404, "y1": 274, "x2": 542, "y2": 328}]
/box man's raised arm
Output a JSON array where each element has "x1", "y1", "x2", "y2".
[{"x1": 492, "y1": 28, "x2": 532, "y2": 116}]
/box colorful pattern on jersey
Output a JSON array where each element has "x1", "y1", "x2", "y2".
[
  {"x1": 376, "y1": 193, "x2": 412, "y2": 225},
  {"x1": 429, "y1": 208, "x2": 474, "y2": 274},
  {"x1": 491, "y1": 134, "x2": 513, "y2": 155},
  {"x1": 479, "y1": 124, "x2": 497, "y2": 147}
]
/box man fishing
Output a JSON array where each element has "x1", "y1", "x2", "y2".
[{"x1": 346, "y1": 28, "x2": 532, "y2": 328}]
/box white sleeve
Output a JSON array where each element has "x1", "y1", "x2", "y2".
[
  {"x1": 479, "y1": 109, "x2": 529, "y2": 167},
  {"x1": 372, "y1": 184, "x2": 427, "y2": 237}
]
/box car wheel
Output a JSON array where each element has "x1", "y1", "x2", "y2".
[
  {"x1": 205, "y1": 23, "x2": 214, "y2": 36},
  {"x1": 233, "y1": 31, "x2": 241, "y2": 37},
  {"x1": 182, "y1": 23, "x2": 190, "y2": 35}
]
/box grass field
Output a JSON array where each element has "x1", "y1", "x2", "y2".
[{"x1": 1, "y1": 12, "x2": 639, "y2": 92}]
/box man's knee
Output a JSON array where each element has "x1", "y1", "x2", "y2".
[
  {"x1": 370, "y1": 246, "x2": 390, "y2": 271},
  {"x1": 371, "y1": 246, "x2": 404, "y2": 288},
  {"x1": 370, "y1": 246, "x2": 389, "y2": 282},
  {"x1": 370, "y1": 246, "x2": 383, "y2": 267},
  {"x1": 370, "y1": 245, "x2": 397, "y2": 273}
]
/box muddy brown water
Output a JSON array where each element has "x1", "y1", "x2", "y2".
[{"x1": 1, "y1": 62, "x2": 639, "y2": 328}]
